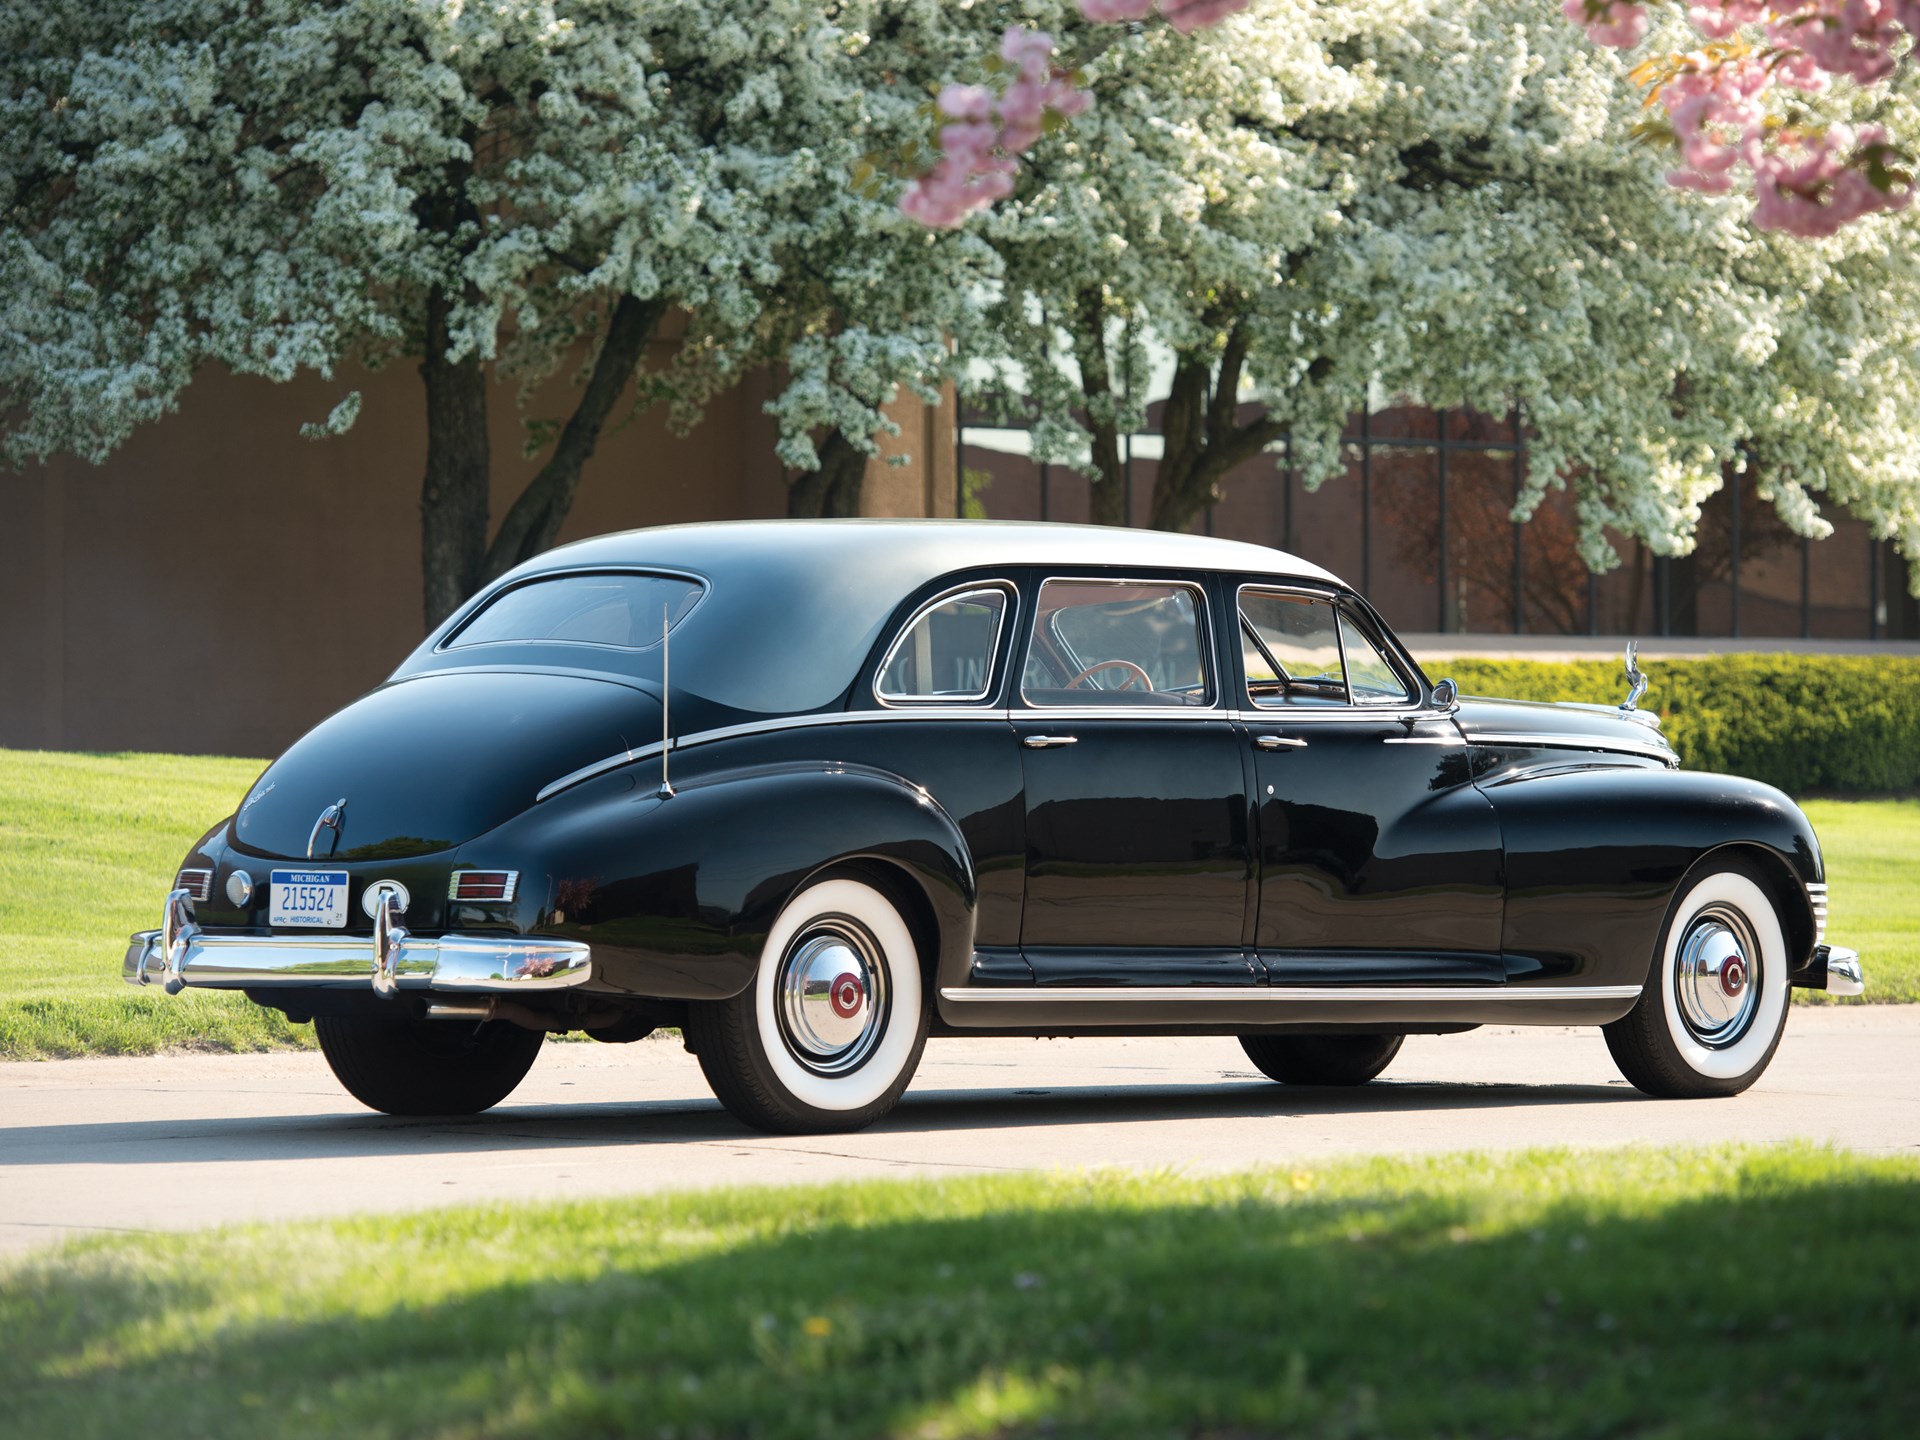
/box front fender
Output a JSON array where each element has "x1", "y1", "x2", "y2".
[
  {"x1": 480, "y1": 761, "x2": 977, "y2": 1001},
  {"x1": 1485, "y1": 764, "x2": 1822, "y2": 988}
]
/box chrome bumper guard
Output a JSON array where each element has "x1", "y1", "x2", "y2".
[
  {"x1": 1814, "y1": 944, "x2": 1865, "y2": 997},
  {"x1": 124, "y1": 890, "x2": 590, "y2": 997}
]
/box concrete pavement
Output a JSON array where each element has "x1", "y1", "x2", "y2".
[{"x1": 2, "y1": 1004, "x2": 1914, "y2": 1255}]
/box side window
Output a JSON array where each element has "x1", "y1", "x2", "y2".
[
  {"x1": 877, "y1": 588, "x2": 1009, "y2": 701},
  {"x1": 1240, "y1": 591, "x2": 1347, "y2": 707},
  {"x1": 1022, "y1": 580, "x2": 1211, "y2": 707},
  {"x1": 1339, "y1": 610, "x2": 1413, "y2": 706},
  {"x1": 1240, "y1": 589, "x2": 1414, "y2": 708}
]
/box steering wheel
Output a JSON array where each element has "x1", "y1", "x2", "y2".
[{"x1": 1064, "y1": 658, "x2": 1153, "y2": 692}]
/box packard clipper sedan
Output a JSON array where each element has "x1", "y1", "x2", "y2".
[{"x1": 127, "y1": 521, "x2": 1865, "y2": 1132}]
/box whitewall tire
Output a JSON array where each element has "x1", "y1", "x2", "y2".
[
  {"x1": 1603, "y1": 861, "x2": 1792, "y2": 1098},
  {"x1": 687, "y1": 876, "x2": 930, "y2": 1133}
]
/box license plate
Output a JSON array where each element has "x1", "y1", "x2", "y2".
[{"x1": 269, "y1": 870, "x2": 349, "y2": 928}]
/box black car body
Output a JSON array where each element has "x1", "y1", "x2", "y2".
[{"x1": 128, "y1": 521, "x2": 1865, "y2": 1131}]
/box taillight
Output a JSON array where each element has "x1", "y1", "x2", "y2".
[
  {"x1": 174, "y1": 869, "x2": 213, "y2": 902},
  {"x1": 448, "y1": 870, "x2": 519, "y2": 903}
]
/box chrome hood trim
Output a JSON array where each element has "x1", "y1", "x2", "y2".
[{"x1": 1453, "y1": 697, "x2": 1678, "y2": 766}]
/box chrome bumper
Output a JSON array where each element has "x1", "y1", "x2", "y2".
[
  {"x1": 124, "y1": 907, "x2": 591, "y2": 997},
  {"x1": 1813, "y1": 944, "x2": 1866, "y2": 997}
]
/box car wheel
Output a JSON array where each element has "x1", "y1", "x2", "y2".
[
  {"x1": 314, "y1": 1012, "x2": 545, "y2": 1116},
  {"x1": 1239, "y1": 1032, "x2": 1404, "y2": 1086},
  {"x1": 1603, "y1": 860, "x2": 1791, "y2": 1098},
  {"x1": 687, "y1": 876, "x2": 930, "y2": 1134}
]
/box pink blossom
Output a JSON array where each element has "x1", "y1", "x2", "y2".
[
  {"x1": 1078, "y1": 0, "x2": 1156, "y2": 20},
  {"x1": 938, "y1": 84, "x2": 994, "y2": 121},
  {"x1": 997, "y1": 77, "x2": 1049, "y2": 154},
  {"x1": 1686, "y1": 2, "x2": 1768, "y2": 40},
  {"x1": 1751, "y1": 124, "x2": 1912, "y2": 236},
  {"x1": 1000, "y1": 25, "x2": 1056, "y2": 79},
  {"x1": 1562, "y1": 0, "x2": 1649, "y2": 48}
]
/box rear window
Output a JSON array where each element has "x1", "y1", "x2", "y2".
[{"x1": 446, "y1": 573, "x2": 704, "y2": 651}]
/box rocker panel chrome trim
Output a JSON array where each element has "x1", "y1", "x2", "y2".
[{"x1": 938, "y1": 984, "x2": 1642, "y2": 1004}]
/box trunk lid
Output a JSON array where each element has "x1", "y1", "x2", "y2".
[{"x1": 231, "y1": 671, "x2": 657, "y2": 860}]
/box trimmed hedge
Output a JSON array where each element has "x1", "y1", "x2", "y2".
[{"x1": 1439, "y1": 655, "x2": 1920, "y2": 796}]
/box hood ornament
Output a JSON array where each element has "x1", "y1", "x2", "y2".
[
  {"x1": 1619, "y1": 642, "x2": 1649, "y2": 714},
  {"x1": 307, "y1": 797, "x2": 347, "y2": 859}
]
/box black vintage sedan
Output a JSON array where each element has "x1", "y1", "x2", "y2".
[{"x1": 127, "y1": 521, "x2": 1864, "y2": 1132}]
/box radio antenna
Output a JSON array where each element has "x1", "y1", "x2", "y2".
[{"x1": 658, "y1": 602, "x2": 675, "y2": 799}]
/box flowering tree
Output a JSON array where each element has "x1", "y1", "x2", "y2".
[
  {"x1": 919, "y1": 1, "x2": 1920, "y2": 574},
  {"x1": 1564, "y1": 2, "x2": 1917, "y2": 237},
  {"x1": 1, "y1": 1, "x2": 982, "y2": 624}
]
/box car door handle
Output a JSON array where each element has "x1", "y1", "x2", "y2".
[
  {"x1": 1254, "y1": 735, "x2": 1308, "y2": 750},
  {"x1": 1022, "y1": 735, "x2": 1079, "y2": 749}
]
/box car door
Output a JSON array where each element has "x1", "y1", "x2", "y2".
[
  {"x1": 1013, "y1": 575, "x2": 1255, "y2": 986},
  {"x1": 1235, "y1": 584, "x2": 1506, "y2": 986}
]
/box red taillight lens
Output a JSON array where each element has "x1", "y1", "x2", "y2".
[
  {"x1": 174, "y1": 869, "x2": 213, "y2": 902},
  {"x1": 448, "y1": 870, "x2": 519, "y2": 903}
]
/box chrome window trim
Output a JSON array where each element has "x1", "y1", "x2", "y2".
[
  {"x1": 872, "y1": 581, "x2": 1019, "y2": 707},
  {"x1": 435, "y1": 564, "x2": 711, "y2": 656},
  {"x1": 1018, "y1": 575, "x2": 1221, "y2": 713},
  {"x1": 939, "y1": 984, "x2": 1643, "y2": 1004},
  {"x1": 1469, "y1": 731, "x2": 1678, "y2": 764},
  {"x1": 1234, "y1": 582, "x2": 1417, "y2": 713}
]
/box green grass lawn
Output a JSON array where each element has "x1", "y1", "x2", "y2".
[
  {"x1": 0, "y1": 749, "x2": 307, "y2": 1059},
  {"x1": 0, "y1": 748, "x2": 1913, "y2": 1060},
  {"x1": 3, "y1": 1145, "x2": 1914, "y2": 1439},
  {"x1": 1801, "y1": 797, "x2": 1920, "y2": 1003}
]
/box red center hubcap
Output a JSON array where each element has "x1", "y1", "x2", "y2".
[
  {"x1": 830, "y1": 973, "x2": 864, "y2": 1019},
  {"x1": 1721, "y1": 956, "x2": 1747, "y2": 997}
]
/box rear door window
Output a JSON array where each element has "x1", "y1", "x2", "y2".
[{"x1": 1022, "y1": 580, "x2": 1211, "y2": 707}]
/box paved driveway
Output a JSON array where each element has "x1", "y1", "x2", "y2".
[{"x1": 3, "y1": 1005, "x2": 1914, "y2": 1255}]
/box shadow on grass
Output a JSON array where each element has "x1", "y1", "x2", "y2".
[
  {"x1": 0, "y1": 1076, "x2": 1637, "y2": 1169},
  {"x1": 3, "y1": 1151, "x2": 1914, "y2": 1439}
]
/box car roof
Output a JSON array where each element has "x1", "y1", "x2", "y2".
[
  {"x1": 423, "y1": 520, "x2": 1352, "y2": 720},
  {"x1": 516, "y1": 519, "x2": 1346, "y2": 590}
]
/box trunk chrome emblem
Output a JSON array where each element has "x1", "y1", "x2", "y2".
[{"x1": 307, "y1": 798, "x2": 347, "y2": 859}]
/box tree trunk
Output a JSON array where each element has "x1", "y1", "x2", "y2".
[
  {"x1": 787, "y1": 428, "x2": 868, "y2": 517},
  {"x1": 1073, "y1": 294, "x2": 1129, "y2": 527},
  {"x1": 419, "y1": 286, "x2": 492, "y2": 630},
  {"x1": 482, "y1": 293, "x2": 668, "y2": 585},
  {"x1": 1146, "y1": 325, "x2": 1285, "y2": 535}
]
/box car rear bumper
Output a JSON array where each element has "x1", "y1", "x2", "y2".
[{"x1": 124, "y1": 927, "x2": 592, "y2": 994}]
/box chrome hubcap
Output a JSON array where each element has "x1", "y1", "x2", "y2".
[
  {"x1": 1674, "y1": 907, "x2": 1761, "y2": 1046},
  {"x1": 775, "y1": 919, "x2": 888, "y2": 1076}
]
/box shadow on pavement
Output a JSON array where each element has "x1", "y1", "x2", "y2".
[{"x1": 0, "y1": 1076, "x2": 1638, "y2": 1167}]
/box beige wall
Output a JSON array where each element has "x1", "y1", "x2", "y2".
[{"x1": 1, "y1": 350, "x2": 955, "y2": 758}]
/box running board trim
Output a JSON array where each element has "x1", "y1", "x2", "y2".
[{"x1": 939, "y1": 984, "x2": 1642, "y2": 1004}]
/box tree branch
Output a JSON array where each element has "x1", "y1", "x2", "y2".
[{"x1": 481, "y1": 291, "x2": 668, "y2": 581}]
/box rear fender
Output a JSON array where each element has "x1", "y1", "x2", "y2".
[
  {"x1": 1484, "y1": 766, "x2": 1821, "y2": 988},
  {"x1": 487, "y1": 761, "x2": 976, "y2": 1001}
]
